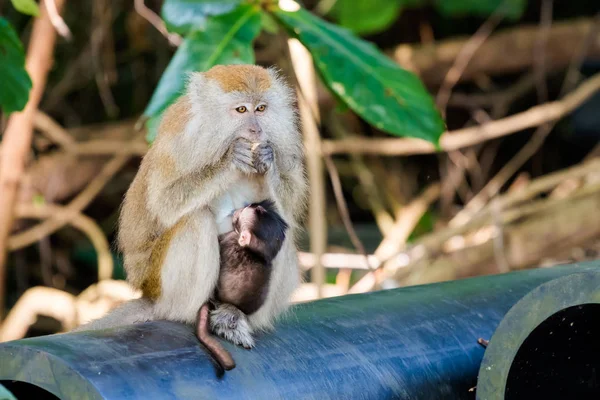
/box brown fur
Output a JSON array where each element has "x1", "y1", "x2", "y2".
[
  {"x1": 204, "y1": 65, "x2": 271, "y2": 93},
  {"x1": 142, "y1": 217, "x2": 186, "y2": 300},
  {"x1": 159, "y1": 95, "x2": 192, "y2": 136}
]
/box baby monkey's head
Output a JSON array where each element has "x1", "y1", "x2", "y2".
[{"x1": 232, "y1": 200, "x2": 289, "y2": 261}]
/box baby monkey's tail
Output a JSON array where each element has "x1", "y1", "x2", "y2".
[{"x1": 197, "y1": 302, "x2": 236, "y2": 372}]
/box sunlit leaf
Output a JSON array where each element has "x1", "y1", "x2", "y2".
[
  {"x1": 434, "y1": 0, "x2": 526, "y2": 20},
  {"x1": 161, "y1": 0, "x2": 241, "y2": 35},
  {"x1": 327, "y1": 0, "x2": 402, "y2": 36},
  {"x1": 274, "y1": 7, "x2": 445, "y2": 143},
  {"x1": 144, "y1": 4, "x2": 262, "y2": 143},
  {"x1": 10, "y1": 0, "x2": 40, "y2": 16},
  {"x1": 260, "y1": 10, "x2": 279, "y2": 34},
  {"x1": 0, "y1": 17, "x2": 32, "y2": 114}
]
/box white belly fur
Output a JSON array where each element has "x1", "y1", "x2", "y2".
[{"x1": 211, "y1": 175, "x2": 269, "y2": 234}]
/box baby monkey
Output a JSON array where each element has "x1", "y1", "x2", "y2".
[{"x1": 197, "y1": 200, "x2": 289, "y2": 372}]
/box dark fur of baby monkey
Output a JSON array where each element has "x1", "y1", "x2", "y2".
[{"x1": 196, "y1": 200, "x2": 289, "y2": 373}]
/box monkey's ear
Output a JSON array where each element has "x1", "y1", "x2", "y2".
[
  {"x1": 185, "y1": 72, "x2": 207, "y2": 98},
  {"x1": 238, "y1": 231, "x2": 252, "y2": 247},
  {"x1": 255, "y1": 205, "x2": 266, "y2": 214}
]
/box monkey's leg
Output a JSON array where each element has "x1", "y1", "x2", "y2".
[
  {"x1": 153, "y1": 208, "x2": 221, "y2": 324},
  {"x1": 72, "y1": 298, "x2": 155, "y2": 332},
  {"x1": 210, "y1": 303, "x2": 255, "y2": 349},
  {"x1": 247, "y1": 236, "x2": 300, "y2": 332}
]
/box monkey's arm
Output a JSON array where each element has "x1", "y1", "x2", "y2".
[
  {"x1": 146, "y1": 136, "x2": 260, "y2": 228},
  {"x1": 267, "y1": 154, "x2": 308, "y2": 226},
  {"x1": 146, "y1": 160, "x2": 236, "y2": 228}
]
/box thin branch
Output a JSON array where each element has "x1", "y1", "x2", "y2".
[
  {"x1": 348, "y1": 183, "x2": 441, "y2": 294},
  {"x1": 454, "y1": 123, "x2": 554, "y2": 224},
  {"x1": 298, "y1": 252, "x2": 377, "y2": 270},
  {"x1": 134, "y1": 0, "x2": 182, "y2": 47},
  {"x1": 91, "y1": 0, "x2": 119, "y2": 118},
  {"x1": 322, "y1": 72, "x2": 600, "y2": 156},
  {"x1": 323, "y1": 154, "x2": 374, "y2": 271},
  {"x1": 34, "y1": 111, "x2": 76, "y2": 150},
  {"x1": 15, "y1": 203, "x2": 113, "y2": 281},
  {"x1": 328, "y1": 115, "x2": 395, "y2": 234},
  {"x1": 436, "y1": 2, "x2": 505, "y2": 117},
  {"x1": 66, "y1": 140, "x2": 148, "y2": 156},
  {"x1": 558, "y1": 12, "x2": 600, "y2": 96},
  {"x1": 533, "y1": 0, "x2": 553, "y2": 103},
  {"x1": 8, "y1": 152, "x2": 131, "y2": 251}
]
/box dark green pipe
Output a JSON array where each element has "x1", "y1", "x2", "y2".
[{"x1": 0, "y1": 262, "x2": 598, "y2": 399}]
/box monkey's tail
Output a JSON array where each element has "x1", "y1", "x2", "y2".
[
  {"x1": 72, "y1": 298, "x2": 155, "y2": 332},
  {"x1": 197, "y1": 302, "x2": 236, "y2": 371}
]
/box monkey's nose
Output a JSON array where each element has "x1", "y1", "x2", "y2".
[{"x1": 249, "y1": 127, "x2": 263, "y2": 137}]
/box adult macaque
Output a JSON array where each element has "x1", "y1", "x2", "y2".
[{"x1": 76, "y1": 65, "x2": 308, "y2": 352}]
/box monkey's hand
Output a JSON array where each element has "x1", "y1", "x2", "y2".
[
  {"x1": 233, "y1": 138, "x2": 258, "y2": 174},
  {"x1": 253, "y1": 142, "x2": 274, "y2": 175}
]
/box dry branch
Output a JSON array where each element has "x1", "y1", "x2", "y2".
[
  {"x1": 399, "y1": 183, "x2": 600, "y2": 286},
  {"x1": 322, "y1": 72, "x2": 600, "y2": 156},
  {"x1": 391, "y1": 158, "x2": 600, "y2": 269},
  {"x1": 8, "y1": 153, "x2": 130, "y2": 251},
  {"x1": 289, "y1": 38, "x2": 327, "y2": 298},
  {"x1": 392, "y1": 17, "x2": 600, "y2": 86},
  {"x1": 347, "y1": 183, "x2": 441, "y2": 294},
  {"x1": 0, "y1": 0, "x2": 66, "y2": 319},
  {"x1": 436, "y1": 5, "x2": 504, "y2": 116},
  {"x1": 0, "y1": 280, "x2": 140, "y2": 342},
  {"x1": 15, "y1": 204, "x2": 113, "y2": 281}
]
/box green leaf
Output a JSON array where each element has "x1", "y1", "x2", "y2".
[
  {"x1": 260, "y1": 9, "x2": 279, "y2": 34},
  {"x1": 10, "y1": 0, "x2": 40, "y2": 16},
  {"x1": 161, "y1": 0, "x2": 242, "y2": 35},
  {"x1": 327, "y1": 0, "x2": 402, "y2": 36},
  {"x1": 274, "y1": 7, "x2": 445, "y2": 143},
  {"x1": 144, "y1": 4, "x2": 262, "y2": 143},
  {"x1": 434, "y1": 0, "x2": 526, "y2": 20},
  {"x1": 0, "y1": 17, "x2": 32, "y2": 114}
]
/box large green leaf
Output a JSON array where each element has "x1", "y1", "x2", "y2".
[
  {"x1": 0, "y1": 17, "x2": 32, "y2": 114},
  {"x1": 144, "y1": 4, "x2": 262, "y2": 143},
  {"x1": 434, "y1": 0, "x2": 526, "y2": 20},
  {"x1": 161, "y1": 0, "x2": 242, "y2": 35},
  {"x1": 10, "y1": 0, "x2": 40, "y2": 16},
  {"x1": 274, "y1": 7, "x2": 445, "y2": 143},
  {"x1": 327, "y1": 0, "x2": 402, "y2": 36}
]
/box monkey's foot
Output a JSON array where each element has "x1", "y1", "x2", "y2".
[{"x1": 210, "y1": 304, "x2": 255, "y2": 349}]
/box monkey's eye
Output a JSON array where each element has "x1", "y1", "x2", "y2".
[
  {"x1": 256, "y1": 104, "x2": 266, "y2": 112},
  {"x1": 235, "y1": 106, "x2": 247, "y2": 113}
]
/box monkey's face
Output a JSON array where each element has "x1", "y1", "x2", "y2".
[
  {"x1": 188, "y1": 65, "x2": 301, "y2": 156},
  {"x1": 227, "y1": 98, "x2": 268, "y2": 142}
]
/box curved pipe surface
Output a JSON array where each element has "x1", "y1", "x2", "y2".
[
  {"x1": 0, "y1": 262, "x2": 598, "y2": 399},
  {"x1": 476, "y1": 268, "x2": 600, "y2": 399}
]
